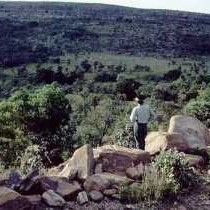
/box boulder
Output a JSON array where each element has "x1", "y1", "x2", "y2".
[
  {"x1": 103, "y1": 189, "x2": 118, "y2": 197},
  {"x1": 17, "y1": 169, "x2": 40, "y2": 194},
  {"x1": 42, "y1": 190, "x2": 65, "y2": 207},
  {"x1": 89, "y1": 190, "x2": 104, "y2": 202},
  {"x1": 84, "y1": 173, "x2": 133, "y2": 192},
  {"x1": 94, "y1": 163, "x2": 103, "y2": 174},
  {"x1": 54, "y1": 144, "x2": 94, "y2": 180},
  {"x1": 7, "y1": 170, "x2": 22, "y2": 189},
  {"x1": 185, "y1": 154, "x2": 205, "y2": 168},
  {"x1": 145, "y1": 132, "x2": 189, "y2": 155},
  {"x1": 37, "y1": 176, "x2": 81, "y2": 200},
  {"x1": 77, "y1": 191, "x2": 89, "y2": 205},
  {"x1": 126, "y1": 163, "x2": 144, "y2": 180},
  {"x1": 0, "y1": 187, "x2": 32, "y2": 210},
  {"x1": 0, "y1": 173, "x2": 8, "y2": 186},
  {"x1": 168, "y1": 115, "x2": 210, "y2": 149},
  {"x1": 94, "y1": 145, "x2": 150, "y2": 176}
]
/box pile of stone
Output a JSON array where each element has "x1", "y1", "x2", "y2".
[
  {"x1": 1, "y1": 115, "x2": 210, "y2": 210},
  {"x1": 0, "y1": 144, "x2": 150, "y2": 210}
]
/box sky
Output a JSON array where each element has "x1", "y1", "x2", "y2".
[{"x1": 4, "y1": 0, "x2": 210, "y2": 14}]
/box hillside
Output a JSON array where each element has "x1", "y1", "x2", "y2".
[{"x1": 0, "y1": 2, "x2": 210, "y2": 67}]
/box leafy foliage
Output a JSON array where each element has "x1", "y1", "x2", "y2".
[{"x1": 184, "y1": 87, "x2": 210, "y2": 127}]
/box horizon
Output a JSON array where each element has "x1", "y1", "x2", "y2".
[{"x1": 1, "y1": 0, "x2": 210, "y2": 14}]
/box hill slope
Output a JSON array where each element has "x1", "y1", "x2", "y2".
[{"x1": 0, "y1": 2, "x2": 210, "y2": 67}]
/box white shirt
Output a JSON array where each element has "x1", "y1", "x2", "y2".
[{"x1": 130, "y1": 104, "x2": 156, "y2": 124}]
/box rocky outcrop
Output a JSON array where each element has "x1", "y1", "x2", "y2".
[
  {"x1": 42, "y1": 190, "x2": 66, "y2": 207},
  {"x1": 50, "y1": 144, "x2": 94, "y2": 180},
  {"x1": 168, "y1": 115, "x2": 210, "y2": 149},
  {"x1": 0, "y1": 187, "x2": 32, "y2": 210},
  {"x1": 94, "y1": 145, "x2": 150, "y2": 176},
  {"x1": 145, "y1": 132, "x2": 189, "y2": 155},
  {"x1": 37, "y1": 176, "x2": 82, "y2": 200},
  {"x1": 84, "y1": 173, "x2": 133, "y2": 192},
  {"x1": 185, "y1": 154, "x2": 205, "y2": 168}
]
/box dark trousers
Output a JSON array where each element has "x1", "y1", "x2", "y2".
[{"x1": 133, "y1": 122, "x2": 147, "y2": 150}]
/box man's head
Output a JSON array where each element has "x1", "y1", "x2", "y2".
[{"x1": 135, "y1": 94, "x2": 146, "y2": 104}]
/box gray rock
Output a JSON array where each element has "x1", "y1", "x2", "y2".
[
  {"x1": 7, "y1": 170, "x2": 22, "y2": 189},
  {"x1": 77, "y1": 191, "x2": 89, "y2": 205},
  {"x1": 89, "y1": 190, "x2": 104, "y2": 202},
  {"x1": 42, "y1": 190, "x2": 65, "y2": 207},
  {"x1": 94, "y1": 163, "x2": 103, "y2": 174},
  {"x1": 103, "y1": 189, "x2": 118, "y2": 197}
]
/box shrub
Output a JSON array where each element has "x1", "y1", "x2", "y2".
[
  {"x1": 184, "y1": 87, "x2": 210, "y2": 127},
  {"x1": 20, "y1": 145, "x2": 43, "y2": 175},
  {"x1": 120, "y1": 150, "x2": 198, "y2": 203},
  {"x1": 115, "y1": 123, "x2": 135, "y2": 148},
  {"x1": 120, "y1": 165, "x2": 177, "y2": 203},
  {"x1": 155, "y1": 149, "x2": 198, "y2": 189},
  {"x1": 0, "y1": 84, "x2": 76, "y2": 166}
]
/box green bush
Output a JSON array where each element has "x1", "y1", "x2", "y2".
[
  {"x1": 155, "y1": 149, "x2": 197, "y2": 189},
  {"x1": 20, "y1": 145, "x2": 43, "y2": 175},
  {"x1": 0, "y1": 83, "x2": 76, "y2": 167},
  {"x1": 120, "y1": 150, "x2": 198, "y2": 203},
  {"x1": 120, "y1": 165, "x2": 177, "y2": 203},
  {"x1": 184, "y1": 87, "x2": 210, "y2": 127}
]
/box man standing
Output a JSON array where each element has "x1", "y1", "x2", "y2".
[{"x1": 130, "y1": 95, "x2": 156, "y2": 150}]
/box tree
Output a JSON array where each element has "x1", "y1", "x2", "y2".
[{"x1": 184, "y1": 87, "x2": 210, "y2": 127}]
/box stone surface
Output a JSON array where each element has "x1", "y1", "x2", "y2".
[
  {"x1": 17, "y1": 169, "x2": 40, "y2": 194},
  {"x1": 58, "y1": 144, "x2": 94, "y2": 180},
  {"x1": 94, "y1": 145, "x2": 150, "y2": 176},
  {"x1": 185, "y1": 154, "x2": 205, "y2": 168},
  {"x1": 145, "y1": 132, "x2": 189, "y2": 155},
  {"x1": 42, "y1": 190, "x2": 65, "y2": 207},
  {"x1": 84, "y1": 173, "x2": 133, "y2": 192},
  {"x1": 7, "y1": 170, "x2": 22, "y2": 189},
  {"x1": 89, "y1": 190, "x2": 104, "y2": 202},
  {"x1": 103, "y1": 189, "x2": 118, "y2": 196},
  {"x1": 0, "y1": 173, "x2": 8, "y2": 186},
  {"x1": 94, "y1": 163, "x2": 103, "y2": 174},
  {"x1": 77, "y1": 191, "x2": 89, "y2": 205},
  {"x1": 168, "y1": 115, "x2": 210, "y2": 149},
  {"x1": 126, "y1": 163, "x2": 144, "y2": 180},
  {"x1": 37, "y1": 176, "x2": 82, "y2": 200},
  {"x1": 0, "y1": 187, "x2": 32, "y2": 210}
]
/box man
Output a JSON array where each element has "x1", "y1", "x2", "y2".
[{"x1": 130, "y1": 95, "x2": 156, "y2": 150}]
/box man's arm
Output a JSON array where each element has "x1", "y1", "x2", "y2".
[{"x1": 130, "y1": 107, "x2": 137, "y2": 123}]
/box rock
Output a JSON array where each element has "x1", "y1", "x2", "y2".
[
  {"x1": 89, "y1": 190, "x2": 104, "y2": 202},
  {"x1": 94, "y1": 145, "x2": 150, "y2": 176},
  {"x1": 7, "y1": 170, "x2": 22, "y2": 189},
  {"x1": 0, "y1": 187, "x2": 32, "y2": 210},
  {"x1": 0, "y1": 173, "x2": 8, "y2": 186},
  {"x1": 111, "y1": 194, "x2": 121, "y2": 200},
  {"x1": 17, "y1": 169, "x2": 40, "y2": 194},
  {"x1": 58, "y1": 144, "x2": 94, "y2": 180},
  {"x1": 38, "y1": 176, "x2": 82, "y2": 200},
  {"x1": 84, "y1": 172, "x2": 133, "y2": 192},
  {"x1": 94, "y1": 163, "x2": 103, "y2": 174},
  {"x1": 185, "y1": 154, "x2": 204, "y2": 168},
  {"x1": 77, "y1": 191, "x2": 89, "y2": 205},
  {"x1": 168, "y1": 115, "x2": 210, "y2": 149},
  {"x1": 103, "y1": 189, "x2": 118, "y2": 196},
  {"x1": 126, "y1": 163, "x2": 144, "y2": 180},
  {"x1": 42, "y1": 190, "x2": 65, "y2": 207},
  {"x1": 145, "y1": 132, "x2": 189, "y2": 155},
  {"x1": 46, "y1": 161, "x2": 67, "y2": 176},
  {"x1": 129, "y1": 182, "x2": 141, "y2": 189}
]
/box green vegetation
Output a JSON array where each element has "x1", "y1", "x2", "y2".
[
  {"x1": 120, "y1": 150, "x2": 198, "y2": 203},
  {"x1": 0, "y1": 2, "x2": 210, "y2": 176}
]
